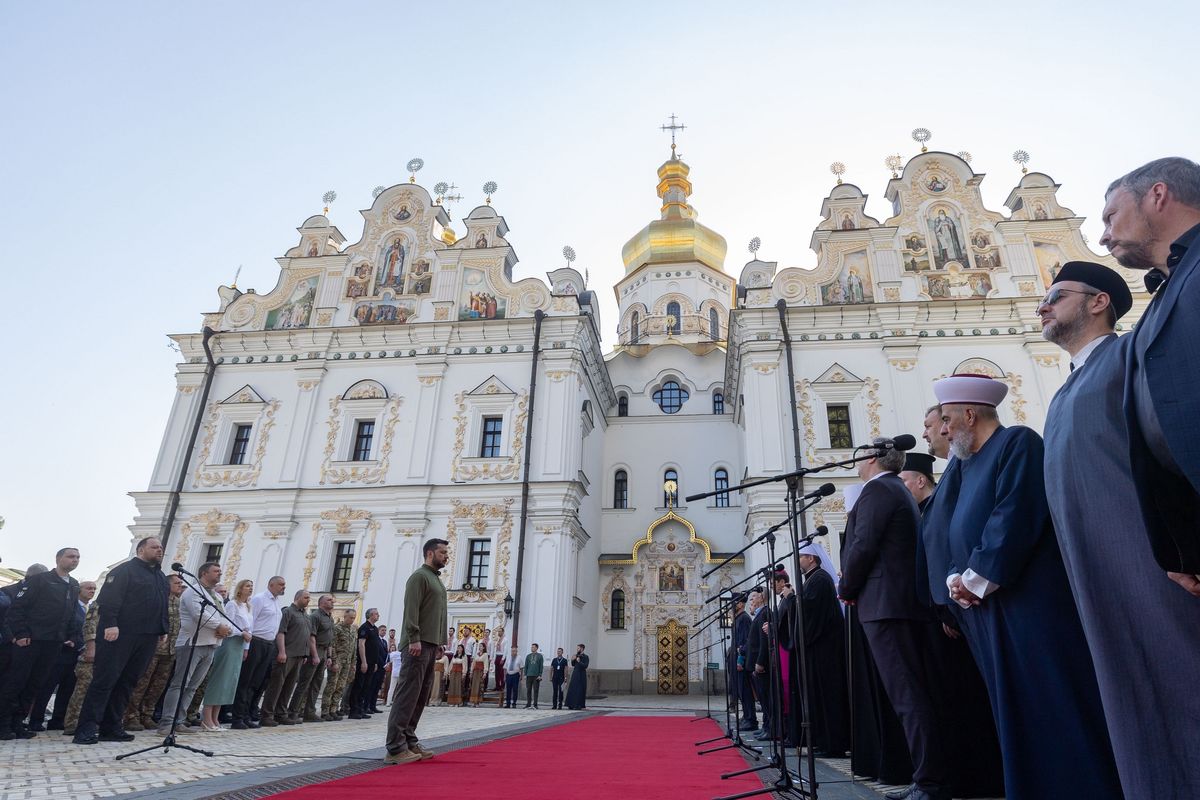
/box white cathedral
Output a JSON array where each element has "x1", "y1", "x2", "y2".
[{"x1": 129, "y1": 140, "x2": 1146, "y2": 695}]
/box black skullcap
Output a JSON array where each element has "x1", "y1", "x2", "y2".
[
  {"x1": 903, "y1": 452, "x2": 936, "y2": 478},
  {"x1": 1052, "y1": 261, "x2": 1133, "y2": 320}
]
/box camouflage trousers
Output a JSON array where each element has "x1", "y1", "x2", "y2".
[
  {"x1": 63, "y1": 660, "x2": 93, "y2": 736},
  {"x1": 321, "y1": 661, "x2": 352, "y2": 716},
  {"x1": 123, "y1": 653, "x2": 175, "y2": 728}
]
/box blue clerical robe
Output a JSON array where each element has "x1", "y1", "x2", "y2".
[{"x1": 939, "y1": 425, "x2": 1121, "y2": 800}]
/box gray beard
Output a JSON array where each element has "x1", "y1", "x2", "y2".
[{"x1": 948, "y1": 430, "x2": 975, "y2": 461}]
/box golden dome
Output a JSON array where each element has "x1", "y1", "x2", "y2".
[{"x1": 621, "y1": 155, "x2": 727, "y2": 274}]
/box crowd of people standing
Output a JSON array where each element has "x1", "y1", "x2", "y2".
[
  {"x1": 0, "y1": 536, "x2": 426, "y2": 743},
  {"x1": 727, "y1": 156, "x2": 1200, "y2": 800}
]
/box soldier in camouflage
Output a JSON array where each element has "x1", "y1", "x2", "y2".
[
  {"x1": 321, "y1": 609, "x2": 357, "y2": 720},
  {"x1": 123, "y1": 575, "x2": 184, "y2": 730},
  {"x1": 62, "y1": 601, "x2": 100, "y2": 736}
]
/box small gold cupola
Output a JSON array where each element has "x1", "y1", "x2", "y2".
[{"x1": 620, "y1": 132, "x2": 728, "y2": 274}]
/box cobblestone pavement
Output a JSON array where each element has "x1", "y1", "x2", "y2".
[{"x1": 0, "y1": 704, "x2": 553, "y2": 799}]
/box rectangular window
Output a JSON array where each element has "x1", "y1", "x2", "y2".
[
  {"x1": 714, "y1": 471, "x2": 730, "y2": 508},
  {"x1": 228, "y1": 424, "x2": 252, "y2": 465},
  {"x1": 351, "y1": 419, "x2": 375, "y2": 461},
  {"x1": 480, "y1": 416, "x2": 503, "y2": 458},
  {"x1": 203, "y1": 543, "x2": 224, "y2": 564},
  {"x1": 467, "y1": 539, "x2": 491, "y2": 588},
  {"x1": 827, "y1": 404, "x2": 853, "y2": 449},
  {"x1": 330, "y1": 542, "x2": 355, "y2": 592}
]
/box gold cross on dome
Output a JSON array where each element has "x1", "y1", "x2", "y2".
[{"x1": 660, "y1": 114, "x2": 686, "y2": 155}]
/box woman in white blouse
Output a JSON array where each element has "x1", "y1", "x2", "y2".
[{"x1": 201, "y1": 578, "x2": 254, "y2": 731}]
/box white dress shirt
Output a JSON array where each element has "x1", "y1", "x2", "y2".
[{"x1": 249, "y1": 589, "x2": 283, "y2": 639}]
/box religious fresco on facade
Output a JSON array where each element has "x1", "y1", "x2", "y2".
[
  {"x1": 925, "y1": 174, "x2": 948, "y2": 193},
  {"x1": 1033, "y1": 202, "x2": 1049, "y2": 220},
  {"x1": 353, "y1": 295, "x2": 416, "y2": 325},
  {"x1": 393, "y1": 203, "x2": 412, "y2": 221},
  {"x1": 1033, "y1": 241, "x2": 1067, "y2": 288},
  {"x1": 306, "y1": 240, "x2": 319, "y2": 257},
  {"x1": 820, "y1": 250, "x2": 874, "y2": 305},
  {"x1": 971, "y1": 231, "x2": 992, "y2": 249},
  {"x1": 927, "y1": 207, "x2": 970, "y2": 270},
  {"x1": 345, "y1": 261, "x2": 373, "y2": 298},
  {"x1": 376, "y1": 236, "x2": 407, "y2": 292},
  {"x1": 658, "y1": 562, "x2": 685, "y2": 592},
  {"x1": 921, "y1": 263, "x2": 992, "y2": 300},
  {"x1": 902, "y1": 233, "x2": 931, "y2": 272},
  {"x1": 974, "y1": 249, "x2": 1003, "y2": 269},
  {"x1": 459, "y1": 267, "x2": 506, "y2": 320},
  {"x1": 405, "y1": 259, "x2": 431, "y2": 295},
  {"x1": 474, "y1": 232, "x2": 488, "y2": 248},
  {"x1": 840, "y1": 212, "x2": 855, "y2": 230},
  {"x1": 266, "y1": 276, "x2": 318, "y2": 329}
]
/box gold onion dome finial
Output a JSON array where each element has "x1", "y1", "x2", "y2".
[{"x1": 620, "y1": 153, "x2": 728, "y2": 274}]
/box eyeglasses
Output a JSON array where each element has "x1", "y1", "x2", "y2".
[{"x1": 1037, "y1": 286, "x2": 1098, "y2": 309}]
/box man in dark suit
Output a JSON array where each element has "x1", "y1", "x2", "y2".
[
  {"x1": 745, "y1": 588, "x2": 772, "y2": 741},
  {"x1": 1101, "y1": 156, "x2": 1200, "y2": 591},
  {"x1": 839, "y1": 440, "x2": 949, "y2": 800},
  {"x1": 730, "y1": 593, "x2": 756, "y2": 732}
]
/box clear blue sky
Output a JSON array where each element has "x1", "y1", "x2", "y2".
[{"x1": 1, "y1": 1, "x2": 1194, "y2": 578}]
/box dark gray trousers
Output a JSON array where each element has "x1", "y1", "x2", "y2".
[
  {"x1": 862, "y1": 619, "x2": 948, "y2": 794},
  {"x1": 385, "y1": 644, "x2": 435, "y2": 755}
]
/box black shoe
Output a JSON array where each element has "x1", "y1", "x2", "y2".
[
  {"x1": 737, "y1": 721, "x2": 758, "y2": 732},
  {"x1": 524, "y1": 704, "x2": 531, "y2": 708},
  {"x1": 27, "y1": 722, "x2": 45, "y2": 732},
  {"x1": 884, "y1": 785, "x2": 915, "y2": 800},
  {"x1": 45, "y1": 721, "x2": 64, "y2": 731},
  {"x1": 99, "y1": 730, "x2": 136, "y2": 742},
  {"x1": 73, "y1": 733, "x2": 100, "y2": 745},
  {"x1": 231, "y1": 720, "x2": 249, "y2": 730},
  {"x1": 247, "y1": 720, "x2": 260, "y2": 728},
  {"x1": 348, "y1": 713, "x2": 365, "y2": 719}
]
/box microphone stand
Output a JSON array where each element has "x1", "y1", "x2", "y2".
[
  {"x1": 691, "y1": 482, "x2": 841, "y2": 800},
  {"x1": 689, "y1": 637, "x2": 727, "y2": 728},
  {"x1": 116, "y1": 571, "x2": 225, "y2": 760}
]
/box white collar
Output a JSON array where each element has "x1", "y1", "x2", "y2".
[{"x1": 1070, "y1": 334, "x2": 1111, "y2": 370}]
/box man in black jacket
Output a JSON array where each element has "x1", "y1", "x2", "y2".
[
  {"x1": 839, "y1": 440, "x2": 949, "y2": 800},
  {"x1": 73, "y1": 537, "x2": 169, "y2": 745},
  {"x1": 731, "y1": 593, "x2": 757, "y2": 732},
  {"x1": 0, "y1": 549, "x2": 82, "y2": 740}
]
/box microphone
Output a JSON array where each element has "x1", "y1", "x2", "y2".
[
  {"x1": 802, "y1": 483, "x2": 837, "y2": 500},
  {"x1": 171, "y1": 562, "x2": 196, "y2": 577},
  {"x1": 814, "y1": 525, "x2": 829, "y2": 537},
  {"x1": 858, "y1": 434, "x2": 917, "y2": 453}
]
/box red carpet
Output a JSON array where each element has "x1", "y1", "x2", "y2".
[{"x1": 270, "y1": 716, "x2": 765, "y2": 799}]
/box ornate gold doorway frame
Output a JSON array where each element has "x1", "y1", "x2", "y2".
[{"x1": 656, "y1": 619, "x2": 689, "y2": 694}]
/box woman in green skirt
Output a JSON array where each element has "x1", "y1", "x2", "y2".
[{"x1": 202, "y1": 578, "x2": 254, "y2": 731}]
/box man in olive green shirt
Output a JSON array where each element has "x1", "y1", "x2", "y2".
[
  {"x1": 384, "y1": 538, "x2": 448, "y2": 766},
  {"x1": 523, "y1": 643, "x2": 545, "y2": 708}
]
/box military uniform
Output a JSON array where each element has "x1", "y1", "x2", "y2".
[
  {"x1": 294, "y1": 606, "x2": 335, "y2": 721},
  {"x1": 123, "y1": 595, "x2": 180, "y2": 730},
  {"x1": 322, "y1": 620, "x2": 356, "y2": 719},
  {"x1": 63, "y1": 603, "x2": 100, "y2": 735}
]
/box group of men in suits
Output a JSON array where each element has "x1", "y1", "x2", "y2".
[{"x1": 838, "y1": 157, "x2": 1200, "y2": 800}]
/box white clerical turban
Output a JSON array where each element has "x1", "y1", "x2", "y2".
[
  {"x1": 933, "y1": 374, "x2": 1009, "y2": 407},
  {"x1": 843, "y1": 483, "x2": 863, "y2": 512}
]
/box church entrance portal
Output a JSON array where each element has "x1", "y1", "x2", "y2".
[{"x1": 656, "y1": 619, "x2": 689, "y2": 694}]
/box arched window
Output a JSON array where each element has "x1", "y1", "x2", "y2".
[
  {"x1": 617, "y1": 395, "x2": 629, "y2": 417},
  {"x1": 709, "y1": 307, "x2": 720, "y2": 340},
  {"x1": 653, "y1": 380, "x2": 689, "y2": 414},
  {"x1": 713, "y1": 392, "x2": 724, "y2": 415},
  {"x1": 714, "y1": 468, "x2": 730, "y2": 508},
  {"x1": 664, "y1": 469, "x2": 679, "y2": 507},
  {"x1": 614, "y1": 470, "x2": 628, "y2": 509},
  {"x1": 666, "y1": 301, "x2": 682, "y2": 334},
  {"x1": 611, "y1": 589, "x2": 626, "y2": 630},
  {"x1": 630, "y1": 311, "x2": 640, "y2": 345}
]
